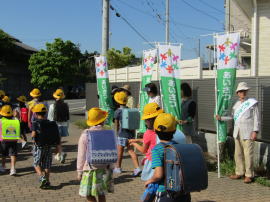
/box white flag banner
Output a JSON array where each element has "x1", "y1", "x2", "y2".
[
  {"x1": 217, "y1": 33, "x2": 240, "y2": 69},
  {"x1": 95, "y1": 56, "x2": 109, "y2": 79},
  {"x1": 142, "y1": 49, "x2": 157, "y2": 76},
  {"x1": 158, "y1": 44, "x2": 180, "y2": 78}
]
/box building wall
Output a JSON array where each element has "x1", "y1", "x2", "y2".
[
  {"x1": 257, "y1": 0, "x2": 270, "y2": 76},
  {"x1": 0, "y1": 57, "x2": 33, "y2": 99}
]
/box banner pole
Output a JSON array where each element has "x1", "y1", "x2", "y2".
[{"x1": 213, "y1": 33, "x2": 221, "y2": 178}]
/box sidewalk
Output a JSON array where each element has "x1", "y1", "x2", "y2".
[{"x1": 0, "y1": 123, "x2": 269, "y2": 202}]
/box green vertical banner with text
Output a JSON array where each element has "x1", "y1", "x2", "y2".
[
  {"x1": 158, "y1": 44, "x2": 182, "y2": 128},
  {"x1": 138, "y1": 49, "x2": 157, "y2": 133},
  {"x1": 95, "y1": 56, "x2": 114, "y2": 126},
  {"x1": 216, "y1": 33, "x2": 240, "y2": 142}
]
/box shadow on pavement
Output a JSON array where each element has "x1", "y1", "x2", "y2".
[
  {"x1": 63, "y1": 144, "x2": 78, "y2": 152},
  {"x1": 51, "y1": 159, "x2": 76, "y2": 173},
  {"x1": 48, "y1": 179, "x2": 80, "y2": 190},
  {"x1": 15, "y1": 166, "x2": 36, "y2": 176},
  {"x1": 198, "y1": 201, "x2": 216, "y2": 202},
  {"x1": 114, "y1": 174, "x2": 135, "y2": 184}
]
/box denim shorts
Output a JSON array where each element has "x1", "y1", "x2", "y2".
[
  {"x1": 58, "y1": 125, "x2": 69, "y2": 137},
  {"x1": 117, "y1": 137, "x2": 129, "y2": 147}
]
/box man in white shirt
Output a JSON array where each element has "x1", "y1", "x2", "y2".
[{"x1": 216, "y1": 82, "x2": 260, "y2": 183}]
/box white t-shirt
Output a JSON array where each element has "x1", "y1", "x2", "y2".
[{"x1": 149, "y1": 95, "x2": 162, "y2": 108}]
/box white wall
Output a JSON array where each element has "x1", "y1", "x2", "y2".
[{"x1": 108, "y1": 57, "x2": 252, "y2": 82}]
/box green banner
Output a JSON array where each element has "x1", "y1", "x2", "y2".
[
  {"x1": 95, "y1": 56, "x2": 114, "y2": 126},
  {"x1": 138, "y1": 49, "x2": 157, "y2": 133},
  {"x1": 138, "y1": 75, "x2": 151, "y2": 133},
  {"x1": 158, "y1": 45, "x2": 182, "y2": 129},
  {"x1": 217, "y1": 68, "x2": 236, "y2": 142},
  {"x1": 216, "y1": 33, "x2": 240, "y2": 142}
]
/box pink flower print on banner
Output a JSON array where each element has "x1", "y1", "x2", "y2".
[
  {"x1": 160, "y1": 53, "x2": 167, "y2": 60},
  {"x1": 159, "y1": 48, "x2": 180, "y2": 74},
  {"x1": 224, "y1": 56, "x2": 230, "y2": 65},
  {"x1": 230, "y1": 43, "x2": 238, "y2": 51},
  {"x1": 173, "y1": 55, "x2": 179, "y2": 61},
  {"x1": 166, "y1": 65, "x2": 174, "y2": 74},
  {"x1": 218, "y1": 44, "x2": 225, "y2": 52}
]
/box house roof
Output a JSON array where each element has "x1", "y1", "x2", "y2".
[{"x1": 7, "y1": 33, "x2": 38, "y2": 53}]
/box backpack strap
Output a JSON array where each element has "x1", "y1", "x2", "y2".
[{"x1": 162, "y1": 142, "x2": 185, "y2": 194}]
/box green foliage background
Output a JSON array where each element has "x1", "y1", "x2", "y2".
[{"x1": 28, "y1": 38, "x2": 92, "y2": 89}]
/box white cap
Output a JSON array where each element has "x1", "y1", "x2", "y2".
[{"x1": 236, "y1": 82, "x2": 250, "y2": 93}]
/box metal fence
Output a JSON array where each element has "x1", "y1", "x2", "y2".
[{"x1": 86, "y1": 76, "x2": 270, "y2": 142}]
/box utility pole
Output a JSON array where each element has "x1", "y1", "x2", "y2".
[
  {"x1": 165, "y1": 0, "x2": 170, "y2": 43},
  {"x1": 225, "y1": 0, "x2": 230, "y2": 31},
  {"x1": 102, "y1": 0, "x2": 110, "y2": 55},
  {"x1": 198, "y1": 38, "x2": 201, "y2": 58}
]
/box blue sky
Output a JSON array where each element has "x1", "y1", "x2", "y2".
[{"x1": 0, "y1": 0, "x2": 225, "y2": 59}]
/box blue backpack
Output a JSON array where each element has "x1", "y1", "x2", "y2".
[
  {"x1": 162, "y1": 142, "x2": 208, "y2": 195},
  {"x1": 86, "y1": 130, "x2": 118, "y2": 165}
]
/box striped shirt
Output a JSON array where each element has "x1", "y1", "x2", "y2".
[{"x1": 151, "y1": 141, "x2": 174, "y2": 192}]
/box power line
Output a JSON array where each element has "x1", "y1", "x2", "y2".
[
  {"x1": 110, "y1": 4, "x2": 154, "y2": 48},
  {"x1": 199, "y1": 0, "x2": 249, "y2": 31},
  {"x1": 180, "y1": 0, "x2": 223, "y2": 24}
]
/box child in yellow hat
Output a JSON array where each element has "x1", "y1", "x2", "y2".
[
  {"x1": 77, "y1": 107, "x2": 114, "y2": 201},
  {"x1": 129, "y1": 103, "x2": 163, "y2": 181},
  {"x1": 48, "y1": 89, "x2": 69, "y2": 164},
  {"x1": 113, "y1": 91, "x2": 141, "y2": 176},
  {"x1": 0, "y1": 105, "x2": 20, "y2": 176},
  {"x1": 31, "y1": 103, "x2": 60, "y2": 189},
  {"x1": 145, "y1": 113, "x2": 191, "y2": 202}
]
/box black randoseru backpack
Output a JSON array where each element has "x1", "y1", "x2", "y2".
[
  {"x1": 54, "y1": 102, "x2": 69, "y2": 122},
  {"x1": 35, "y1": 120, "x2": 60, "y2": 146},
  {"x1": 163, "y1": 142, "x2": 208, "y2": 196}
]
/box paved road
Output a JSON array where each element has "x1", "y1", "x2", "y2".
[
  {"x1": 0, "y1": 121, "x2": 270, "y2": 202},
  {"x1": 47, "y1": 99, "x2": 86, "y2": 113}
]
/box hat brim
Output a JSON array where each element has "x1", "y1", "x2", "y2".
[
  {"x1": 87, "y1": 111, "x2": 108, "y2": 126},
  {"x1": 30, "y1": 92, "x2": 41, "y2": 98},
  {"x1": 236, "y1": 87, "x2": 249, "y2": 93},
  {"x1": 142, "y1": 109, "x2": 164, "y2": 120},
  {"x1": 53, "y1": 92, "x2": 65, "y2": 99},
  {"x1": 119, "y1": 88, "x2": 131, "y2": 95},
  {"x1": 17, "y1": 98, "x2": 26, "y2": 103},
  {"x1": 0, "y1": 112, "x2": 13, "y2": 117}
]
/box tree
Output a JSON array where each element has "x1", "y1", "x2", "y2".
[
  {"x1": 106, "y1": 47, "x2": 136, "y2": 69},
  {"x1": 28, "y1": 38, "x2": 87, "y2": 89}
]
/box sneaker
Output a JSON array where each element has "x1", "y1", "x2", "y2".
[
  {"x1": 133, "y1": 168, "x2": 142, "y2": 177},
  {"x1": 21, "y1": 142, "x2": 27, "y2": 149},
  {"x1": 0, "y1": 166, "x2": 6, "y2": 173},
  {"x1": 60, "y1": 153, "x2": 67, "y2": 164},
  {"x1": 113, "y1": 167, "x2": 122, "y2": 174},
  {"x1": 39, "y1": 176, "x2": 47, "y2": 189},
  {"x1": 43, "y1": 181, "x2": 51, "y2": 189},
  {"x1": 10, "y1": 169, "x2": 16, "y2": 176}
]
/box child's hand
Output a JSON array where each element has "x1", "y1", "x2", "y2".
[
  {"x1": 129, "y1": 139, "x2": 136, "y2": 143},
  {"x1": 144, "y1": 180, "x2": 152, "y2": 188}
]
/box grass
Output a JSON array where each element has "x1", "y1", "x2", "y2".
[
  {"x1": 255, "y1": 177, "x2": 270, "y2": 187},
  {"x1": 220, "y1": 158, "x2": 235, "y2": 176},
  {"x1": 74, "y1": 119, "x2": 88, "y2": 129}
]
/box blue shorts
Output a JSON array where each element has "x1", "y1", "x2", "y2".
[
  {"x1": 117, "y1": 137, "x2": 129, "y2": 147},
  {"x1": 58, "y1": 126, "x2": 69, "y2": 137}
]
